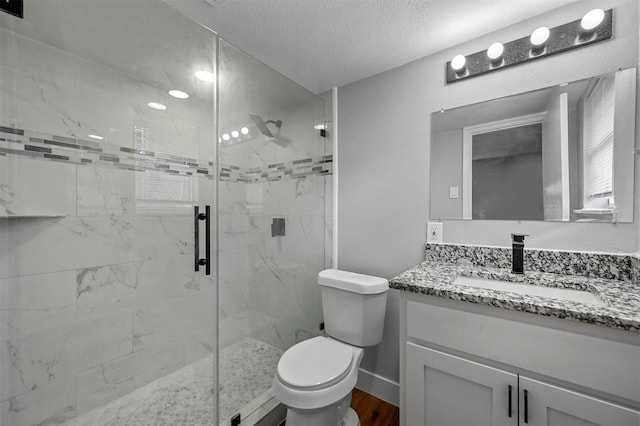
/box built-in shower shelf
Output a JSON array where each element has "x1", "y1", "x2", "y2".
[{"x1": 0, "y1": 214, "x2": 65, "y2": 219}]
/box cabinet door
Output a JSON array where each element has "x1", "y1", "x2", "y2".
[
  {"x1": 520, "y1": 376, "x2": 640, "y2": 426},
  {"x1": 406, "y1": 342, "x2": 518, "y2": 426}
]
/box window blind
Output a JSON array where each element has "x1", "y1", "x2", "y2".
[
  {"x1": 583, "y1": 75, "x2": 614, "y2": 199},
  {"x1": 134, "y1": 125, "x2": 199, "y2": 213}
]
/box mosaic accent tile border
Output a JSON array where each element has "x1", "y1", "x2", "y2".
[
  {"x1": 220, "y1": 155, "x2": 332, "y2": 183},
  {"x1": 0, "y1": 126, "x2": 332, "y2": 183},
  {"x1": 425, "y1": 243, "x2": 633, "y2": 281}
]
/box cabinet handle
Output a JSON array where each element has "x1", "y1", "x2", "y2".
[
  {"x1": 508, "y1": 385, "x2": 512, "y2": 418},
  {"x1": 524, "y1": 389, "x2": 529, "y2": 424}
]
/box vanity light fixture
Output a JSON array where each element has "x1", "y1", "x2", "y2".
[
  {"x1": 580, "y1": 9, "x2": 605, "y2": 41},
  {"x1": 530, "y1": 26, "x2": 550, "y2": 56},
  {"x1": 487, "y1": 42, "x2": 504, "y2": 66},
  {"x1": 446, "y1": 8, "x2": 613, "y2": 83},
  {"x1": 450, "y1": 54, "x2": 467, "y2": 76}
]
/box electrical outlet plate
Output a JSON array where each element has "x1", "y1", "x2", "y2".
[{"x1": 427, "y1": 222, "x2": 443, "y2": 243}]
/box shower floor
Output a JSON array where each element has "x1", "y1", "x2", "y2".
[{"x1": 63, "y1": 337, "x2": 282, "y2": 426}]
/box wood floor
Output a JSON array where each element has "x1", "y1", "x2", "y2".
[{"x1": 351, "y1": 388, "x2": 399, "y2": 426}]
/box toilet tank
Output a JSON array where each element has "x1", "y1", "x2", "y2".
[{"x1": 318, "y1": 269, "x2": 388, "y2": 347}]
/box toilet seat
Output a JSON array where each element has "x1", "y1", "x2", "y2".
[
  {"x1": 277, "y1": 336, "x2": 354, "y2": 391},
  {"x1": 272, "y1": 336, "x2": 365, "y2": 410}
]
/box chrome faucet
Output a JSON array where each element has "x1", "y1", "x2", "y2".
[{"x1": 511, "y1": 234, "x2": 528, "y2": 274}]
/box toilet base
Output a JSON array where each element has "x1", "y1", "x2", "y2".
[
  {"x1": 341, "y1": 407, "x2": 360, "y2": 426},
  {"x1": 284, "y1": 394, "x2": 360, "y2": 426}
]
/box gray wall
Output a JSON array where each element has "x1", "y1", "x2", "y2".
[{"x1": 337, "y1": 0, "x2": 639, "y2": 394}]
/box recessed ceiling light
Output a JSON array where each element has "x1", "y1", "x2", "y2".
[
  {"x1": 195, "y1": 70, "x2": 215, "y2": 82},
  {"x1": 88, "y1": 134, "x2": 104, "y2": 140},
  {"x1": 148, "y1": 102, "x2": 167, "y2": 110},
  {"x1": 168, "y1": 90, "x2": 189, "y2": 99},
  {"x1": 240, "y1": 127, "x2": 249, "y2": 135}
]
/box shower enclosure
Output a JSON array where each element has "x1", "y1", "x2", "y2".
[{"x1": 0, "y1": 1, "x2": 330, "y2": 425}]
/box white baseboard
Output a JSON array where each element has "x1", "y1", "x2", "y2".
[{"x1": 355, "y1": 368, "x2": 399, "y2": 407}]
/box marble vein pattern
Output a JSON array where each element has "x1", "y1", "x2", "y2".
[
  {"x1": 62, "y1": 337, "x2": 281, "y2": 426},
  {"x1": 389, "y1": 244, "x2": 640, "y2": 331}
]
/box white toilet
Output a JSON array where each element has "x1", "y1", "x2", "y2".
[{"x1": 272, "y1": 269, "x2": 389, "y2": 426}]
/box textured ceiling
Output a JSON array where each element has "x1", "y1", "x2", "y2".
[{"x1": 168, "y1": 0, "x2": 581, "y2": 94}]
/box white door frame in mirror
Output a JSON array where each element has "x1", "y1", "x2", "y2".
[{"x1": 461, "y1": 112, "x2": 553, "y2": 220}]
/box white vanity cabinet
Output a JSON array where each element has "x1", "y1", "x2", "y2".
[
  {"x1": 519, "y1": 376, "x2": 639, "y2": 426},
  {"x1": 406, "y1": 343, "x2": 518, "y2": 426},
  {"x1": 400, "y1": 293, "x2": 640, "y2": 426}
]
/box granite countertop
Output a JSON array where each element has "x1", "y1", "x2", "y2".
[{"x1": 390, "y1": 261, "x2": 640, "y2": 332}]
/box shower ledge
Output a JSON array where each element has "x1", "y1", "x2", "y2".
[{"x1": 0, "y1": 214, "x2": 65, "y2": 219}]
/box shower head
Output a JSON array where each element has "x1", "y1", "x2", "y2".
[{"x1": 249, "y1": 114, "x2": 282, "y2": 139}]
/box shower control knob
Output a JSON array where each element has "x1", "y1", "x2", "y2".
[{"x1": 199, "y1": 258, "x2": 207, "y2": 266}]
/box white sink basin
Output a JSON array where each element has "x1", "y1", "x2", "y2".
[{"x1": 453, "y1": 276, "x2": 606, "y2": 306}]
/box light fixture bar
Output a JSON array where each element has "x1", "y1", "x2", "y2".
[{"x1": 446, "y1": 8, "x2": 613, "y2": 84}]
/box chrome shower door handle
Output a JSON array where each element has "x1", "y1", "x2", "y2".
[{"x1": 194, "y1": 205, "x2": 210, "y2": 275}]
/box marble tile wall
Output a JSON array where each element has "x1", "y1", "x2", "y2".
[{"x1": 218, "y1": 94, "x2": 329, "y2": 354}]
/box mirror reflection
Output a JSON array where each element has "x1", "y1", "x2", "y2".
[{"x1": 430, "y1": 67, "x2": 636, "y2": 222}]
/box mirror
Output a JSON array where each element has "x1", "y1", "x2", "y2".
[{"x1": 430, "y1": 67, "x2": 636, "y2": 222}]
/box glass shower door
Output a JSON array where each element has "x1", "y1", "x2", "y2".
[
  {"x1": 217, "y1": 39, "x2": 330, "y2": 424},
  {"x1": 0, "y1": 1, "x2": 219, "y2": 425}
]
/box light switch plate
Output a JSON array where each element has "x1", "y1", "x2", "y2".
[
  {"x1": 427, "y1": 222, "x2": 443, "y2": 243},
  {"x1": 449, "y1": 186, "x2": 459, "y2": 199}
]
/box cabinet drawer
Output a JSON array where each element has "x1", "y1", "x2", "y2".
[{"x1": 407, "y1": 300, "x2": 640, "y2": 402}]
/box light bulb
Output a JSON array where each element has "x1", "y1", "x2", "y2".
[
  {"x1": 451, "y1": 54, "x2": 466, "y2": 71},
  {"x1": 222, "y1": 133, "x2": 230, "y2": 141},
  {"x1": 487, "y1": 42, "x2": 504, "y2": 60},
  {"x1": 581, "y1": 9, "x2": 605, "y2": 31},
  {"x1": 530, "y1": 27, "x2": 550, "y2": 46},
  {"x1": 231, "y1": 130, "x2": 239, "y2": 138},
  {"x1": 241, "y1": 127, "x2": 249, "y2": 135}
]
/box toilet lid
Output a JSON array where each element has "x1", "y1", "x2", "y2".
[{"x1": 277, "y1": 337, "x2": 354, "y2": 391}]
